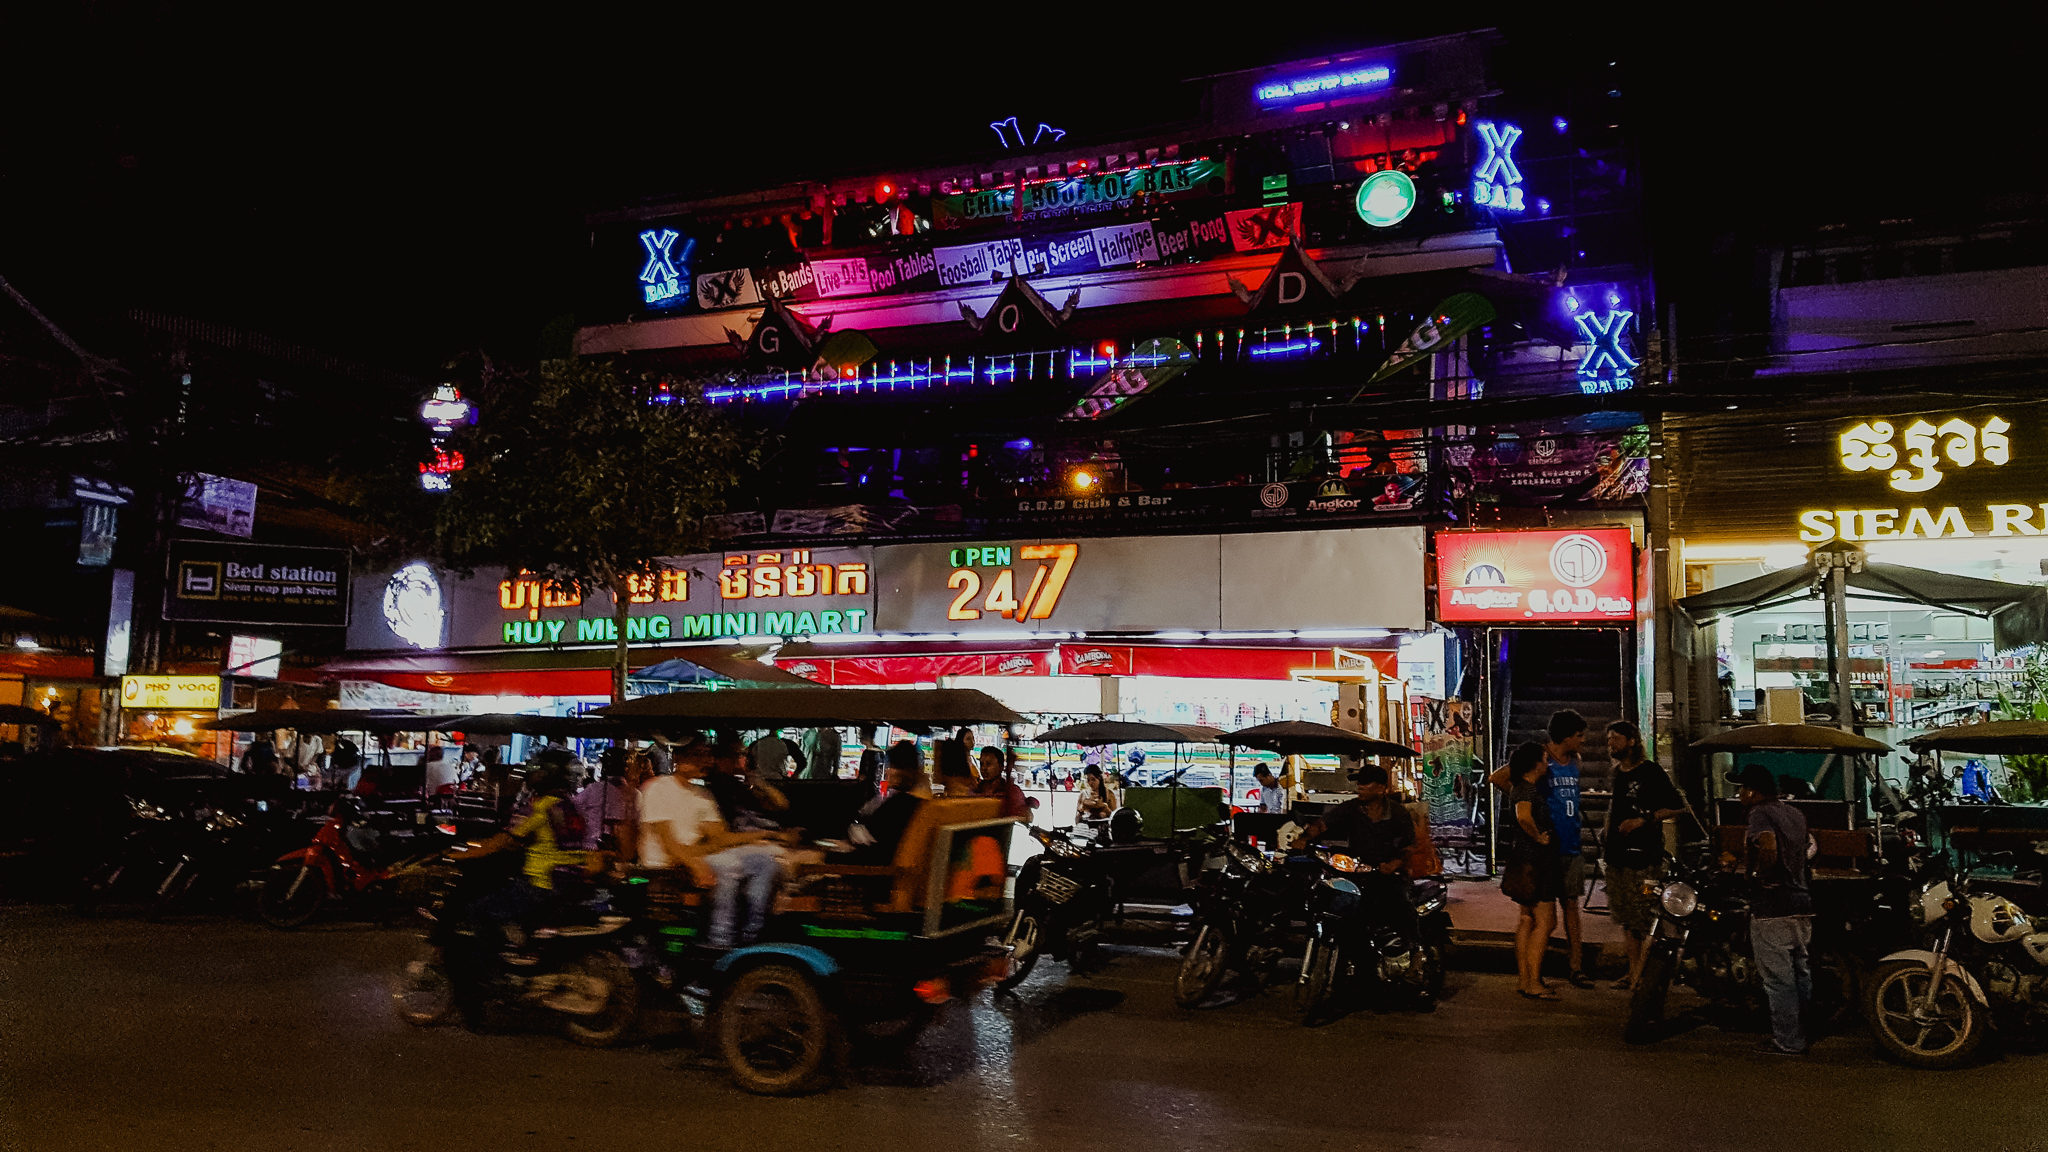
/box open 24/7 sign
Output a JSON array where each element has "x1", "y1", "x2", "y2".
[{"x1": 1434, "y1": 528, "x2": 1635, "y2": 623}]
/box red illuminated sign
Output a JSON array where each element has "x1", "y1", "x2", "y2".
[{"x1": 1434, "y1": 528, "x2": 1634, "y2": 623}]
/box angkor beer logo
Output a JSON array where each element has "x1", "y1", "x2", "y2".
[
  {"x1": 1259, "y1": 483, "x2": 1289, "y2": 509},
  {"x1": 1071, "y1": 647, "x2": 1116, "y2": 669},
  {"x1": 1548, "y1": 533, "x2": 1609, "y2": 588},
  {"x1": 944, "y1": 543, "x2": 1079, "y2": 623},
  {"x1": 1306, "y1": 478, "x2": 1362, "y2": 513}
]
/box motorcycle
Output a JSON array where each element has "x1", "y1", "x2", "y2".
[
  {"x1": 999, "y1": 818, "x2": 1212, "y2": 990},
  {"x1": 1175, "y1": 836, "x2": 1310, "y2": 1007},
  {"x1": 390, "y1": 850, "x2": 641, "y2": 1047},
  {"x1": 1624, "y1": 848, "x2": 1894, "y2": 1044},
  {"x1": 1291, "y1": 846, "x2": 1449, "y2": 1020},
  {"x1": 257, "y1": 796, "x2": 458, "y2": 928},
  {"x1": 1864, "y1": 862, "x2": 2048, "y2": 1068}
]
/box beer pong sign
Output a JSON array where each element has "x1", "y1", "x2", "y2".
[{"x1": 1435, "y1": 528, "x2": 1634, "y2": 623}]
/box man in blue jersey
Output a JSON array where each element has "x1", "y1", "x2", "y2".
[{"x1": 1544, "y1": 710, "x2": 1592, "y2": 988}]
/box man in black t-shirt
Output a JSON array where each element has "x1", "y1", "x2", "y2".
[{"x1": 1601, "y1": 721, "x2": 1686, "y2": 991}]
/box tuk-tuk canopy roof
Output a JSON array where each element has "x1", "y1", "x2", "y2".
[
  {"x1": 1905, "y1": 719, "x2": 2048, "y2": 755},
  {"x1": 593, "y1": 687, "x2": 1023, "y2": 730},
  {"x1": 1690, "y1": 723, "x2": 1891, "y2": 753},
  {"x1": 1224, "y1": 720, "x2": 1417, "y2": 758},
  {"x1": 431, "y1": 713, "x2": 630, "y2": 738},
  {"x1": 200, "y1": 709, "x2": 459, "y2": 734},
  {"x1": 1036, "y1": 720, "x2": 1227, "y2": 745}
]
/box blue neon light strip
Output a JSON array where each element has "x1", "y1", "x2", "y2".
[
  {"x1": 696, "y1": 325, "x2": 1351, "y2": 404},
  {"x1": 1256, "y1": 66, "x2": 1391, "y2": 104}
]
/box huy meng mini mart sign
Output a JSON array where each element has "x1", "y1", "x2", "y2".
[
  {"x1": 347, "y1": 547, "x2": 875, "y2": 652},
  {"x1": 346, "y1": 527, "x2": 1429, "y2": 653}
]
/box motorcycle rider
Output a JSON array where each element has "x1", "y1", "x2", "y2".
[
  {"x1": 453, "y1": 751, "x2": 592, "y2": 959},
  {"x1": 1736, "y1": 762, "x2": 1814, "y2": 1056},
  {"x1": 1299, "y1": 764, "x2": 1415, "y2": 924}
]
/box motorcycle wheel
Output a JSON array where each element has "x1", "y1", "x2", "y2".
[
  {"x1": 1174, "y1": 923, "x2": 1233, "y2": 1008},
  {"x1": 1864, "y1": 959, "x2": 1987, "y2": 1069},
  {"x1": 995, "y1": 910, "x2": 1042, "y2": 991},
  {"x1": 716, "y1": 963, "x2": 842, "y2": 1096},
  {"x1": 258, "y1": 862, "x2": 327, "y2": 929},
  {"x1": 1295, "y1": 942, "x2": 1338, "y2": 1022},
  {"x1": 558, "y1": 950, "x2": 641, "y2": 1048},
  {"x1": 1624, "y1": 939, "x2": 1679, "y2": 1044},
  {"x1": 391, "y1": 953, "x2": 458, "y2": 1027}
]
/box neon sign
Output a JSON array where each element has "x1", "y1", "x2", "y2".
[
  {"x1": 638, "y1": 228, "x2": 694, "y2": 308},
  {"x1": 989, "y1": 116, "x2": 1066, "y2": 149},
  {"x1": 946, "y1": 543, "x2": 1078, "y2": 622},
  {"x1": 1354, "y1": 170, "x2": 1416, "y2": 227},
  {"x1": 1256, "y1": 65, "x2": 1392, "y2": 104},
  {"x1": 1472, "y1": 121, "x2": 1526, "y2": 213},
  {"x1": 1840, "y1": 416, "x2": 2010, "y2": 493},
  {"x1": 497, "y1": 607, "x2": 869, "y2": 646},
  {"x1": 1567, "y1": 292, "x2": 1638, "y2": 394},
  {"x1": 718, "y1": 551, "x2": 869, "y2": 600},
  {"x1": 418, "y1": 384, "x2": 473, "y2": 492}
]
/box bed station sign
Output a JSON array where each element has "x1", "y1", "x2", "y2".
[{"x1": 1797, "y1": 414, "x2": 2030, "y2": 542}]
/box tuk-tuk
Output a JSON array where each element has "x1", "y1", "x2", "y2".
[{"x1": 558, "y1": 688, "x2": 1026, "y2": 1093}]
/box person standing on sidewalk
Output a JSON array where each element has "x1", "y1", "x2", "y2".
[
  {"x1": 1501, "y1": 741, "x2": 1562, "y2": 1001},
  {"x1": 1737, "y1": 763, "x2": 1814, "y2": 1055},
  {"x1": 1603, "y1": 720, "x2": 1685, "y2": 991},
  {"x1": 1543, "y1": 710, "x2": 1593, "y2": 989}
]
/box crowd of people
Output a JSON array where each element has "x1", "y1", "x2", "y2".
[
  {"x1": 1496, "y1": 709, "x2": 1814, "y2": 1055},
  {"x1": 455, "y1": 727, "x2": 1033, "y2": 954}
]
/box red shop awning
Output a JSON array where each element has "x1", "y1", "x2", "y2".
[
  {"x1": 318, "y1": 646, "x2": 808, "y2": 698},
  {"x1": 777, "y1": 650, "x2": 1055, "y2": 685}
]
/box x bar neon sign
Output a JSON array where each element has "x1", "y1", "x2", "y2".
[
  {"x1": 1574, "y1": 309, "x2": 1639, "y2": 393},
  {"x1": 1472, "y1": 121, "x2": 1527, "y2": 213}
]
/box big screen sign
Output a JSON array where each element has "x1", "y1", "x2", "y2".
[{"x1": 1435, "y1": 528, "x2": 1634, "y2": 623}]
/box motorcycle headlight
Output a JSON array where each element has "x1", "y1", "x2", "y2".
[
  {"x1": 1659, "y1": 881, "x2": 1698, "y2": 918},
  {"x1": 1325, "y1": 852, "x2": 1360, "y2": 873}
]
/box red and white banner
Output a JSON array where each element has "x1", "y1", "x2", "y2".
[
  {"x1": 1434, "y1": 528, "x2": 1635, "y2": 623},
  {"x1": 776, "y1": 651, "x2": 1051, "y2": 686},
  {"x1": 1058, "y1": 645, "x2": 1397, "y2": 680}
]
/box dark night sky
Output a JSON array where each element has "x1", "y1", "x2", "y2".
[{"x1": 5, "y1": 6, "x2": 2045, "y2": 376}]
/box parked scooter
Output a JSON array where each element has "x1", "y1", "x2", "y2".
[
  {"x1": 1291, "y1": 846, "x2": 1449, "y2": 1019},
  {"x1": 1865, "y1": 859, "x2": 2048, "y2": 1068},
  {"x1": 999, "y1": 813, "x2": 1212, "y2": 990},
  {"x1": 1175, "y1": 836, "x2": 1311, "y2": 1007},
  {"x1": 258, "y1": 796, "x2": 458, "y2": 928}
]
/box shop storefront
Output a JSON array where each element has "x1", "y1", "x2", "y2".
[
  {"x1": 117, "y1": 674, "x2": 225, "y2": 759},
  {"x1": 1667, "y1": 401, "x2": 2048, "y2": 792},
  {"x1": 338, "y1": 525, "x2": 1439, "y2": 778}
]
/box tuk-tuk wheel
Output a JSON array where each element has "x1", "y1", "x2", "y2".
[
  {"x1": 995, "y1": 911, "x2": 1041, "y2": 991},
  {"x1": 717, "y1": 964, "x2": 842, "y2": 1095}
]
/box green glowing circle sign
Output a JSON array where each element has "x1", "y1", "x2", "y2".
[{"x1": 1355, "y1": 169, "x2": 1417, "y2": 227}]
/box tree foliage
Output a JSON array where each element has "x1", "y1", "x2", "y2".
[{"x1": 429, "y1": 358, "x2": 754, "y2": 697}]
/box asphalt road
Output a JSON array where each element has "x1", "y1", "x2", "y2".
[{"x1": 4, "y1": 906, "x2": 2043, "y2": 1152}]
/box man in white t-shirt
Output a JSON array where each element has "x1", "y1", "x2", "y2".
[{"x1": 640, "y1": 736, "x2": 792, "y2": 948}]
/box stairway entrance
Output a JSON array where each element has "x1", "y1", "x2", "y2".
[{"x1": 1490, "y1": 627, "x2": 1629, "y2": 830}]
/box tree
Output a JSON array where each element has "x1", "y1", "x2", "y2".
[{"x1": 429, "y1": 358, "x2": 754, "y2": 701}]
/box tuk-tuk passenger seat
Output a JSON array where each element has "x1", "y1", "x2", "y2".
[{"x1": 797, "y1": 797, "x2": 1004, "y2": 914}]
